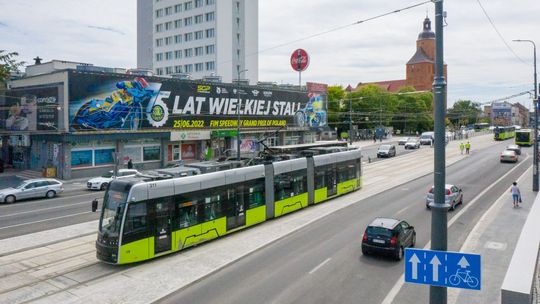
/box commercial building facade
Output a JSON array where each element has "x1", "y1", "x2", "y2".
[
  {"x1": 1, "y1": 68, "x2": 327, "y2": 179},
  {"x1": 137, "y1": 0, "x2": 258, "y2": 84}
]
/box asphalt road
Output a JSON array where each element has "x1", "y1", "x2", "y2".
[
  {"x1": 160, "y1": 141, "x2": 531, "y2": 304},
  {"x1": 360, "y1": 139, "x2": 423, "y2": 163}
]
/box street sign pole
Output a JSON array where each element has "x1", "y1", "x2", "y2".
[{"x1": 431, "y1": 0, "x2": 448, "y2": 303}]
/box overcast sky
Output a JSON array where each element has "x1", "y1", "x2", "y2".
[{"x1": 1, "y1": 0, "x2": 539, "y2": 108}]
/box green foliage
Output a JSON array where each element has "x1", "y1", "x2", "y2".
[
  {"x1": 0, "y1": 50, "x2": 25, "y2": 85},
  {"x1": 447, "y1": 100, "x2": 482, "y2": 127}
]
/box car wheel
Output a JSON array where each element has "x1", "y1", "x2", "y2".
[
  {"x1": 362, "y1": 246, "x2": 369, "y2": 256},
  {"x1": 100, "y1": 183, "x2": 108, "y2": 191},
  {"x1": 459, "y1": 197, "x2": 464, "y2": 205},
  {"x1": 46, "y1": 190, "x2": 56, "y2": 199},
  {"x1": 411, "y1": 233, "x2": 416, "y2": 247},
  {"x1": 395, "y1": 246, "x2": 404, "y2": 261},
  {"x1": 450, "y1": 201, "x2": 455, "y2": 211},
  {"x1": 5, "y1": 195, "x2": 15, "y2": 204}
]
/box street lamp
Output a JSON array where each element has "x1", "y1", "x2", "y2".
[
  {"x1": 345, "y1": 86, "x2": 353, "y2": 145},
  {"x1": 513, "y1": 39, "x2": 538, "y2": 191},
  {"x1": 236, "y1": 69, "x2": 248, "y2": 161}
]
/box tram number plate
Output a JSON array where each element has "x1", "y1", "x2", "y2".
[
  {"x1": 373, "y1": 239, "x2": 385, "y2": 244},
  {"x1": 159, "y1": 235, "x2": 167, "y2": 239}
]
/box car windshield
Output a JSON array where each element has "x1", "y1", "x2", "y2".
[
  {"x1": 379, "y1": 145, "x2": 391, "y2": 150},
  {"x1": 15, "y1": 182, "x2": 28, "y2": 189},
  {"x1": 367, "y1": 226, "x2": 392, "y2": 237},
  {"x1": 101, "y1": 172, "x2": 114, "y2": 178},
  {"x1": 99, "y1": 187, "x2": 127, "y2": 236},
  {"x1": 421, "y1": 135, "x2": 431, "y2": 139}
]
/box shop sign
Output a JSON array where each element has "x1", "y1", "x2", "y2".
[
  {"x1": 170, "y1": 130, "x2": 211, "y2": 141},
  {"x1": 181, "y1": 143, "x2": 197, "y2": 160},
  {"x1": 2, "y1": 86, "x2": 60, "y2": 131},
  {"x1": 211, "y1": 130, "x2": 238, "y2": 138}
]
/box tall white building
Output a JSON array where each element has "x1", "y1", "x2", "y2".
[{"x1": 137, "y1": 0, "x2": 258, "y2": 84}]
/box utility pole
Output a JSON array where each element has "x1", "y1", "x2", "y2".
[
  {"x1": 346, "y1": 86, "x2": 353, "y2": 145},
  {"x1": 513, "y1": 39, "x2": 538, "y2": 191},
  {"x1": 430, "y1": 0, "x2": 449, "y2": 303},
  {"x1": 236, "y1": 69, "x2": 248, "y2": 161}
]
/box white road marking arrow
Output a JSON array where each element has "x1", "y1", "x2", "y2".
[
  {"x1": 458, "y1": 256, "x2": 470, "y2": 268},
  {"x1": 409, "y1": 253, "x2": 420, "y2": 280},
  {"x1": 430, "y1": 255, "x2": 442, "y2": 282}
]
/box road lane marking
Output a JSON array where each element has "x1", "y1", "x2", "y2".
[
  {"x1": 309, "y1": 258, "x2": 331, "y2": 274},
  {"x1": 0, "y1": 201, "x2": 92, "y2": 218},
  {"x1": 395, "y1": 205, "x2": 413, "y2": 217},
  {"x1": 0, "y1": 210, "x2": 100, "y2": 230},
  {"x1": 381, "y1": 154, "x2": 530, "y2": 304}
]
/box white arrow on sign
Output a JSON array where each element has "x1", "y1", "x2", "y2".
[
  {"x1": 409, "y1": 253, "x2": 421, "y2": 279},
  {"x1": 458, "y1": 256, "x2": 470, "y2": 268},
  {"x1": 430, "y1": 255, "x2": 442, "y2": 282}
]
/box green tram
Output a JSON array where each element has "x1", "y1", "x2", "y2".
[
  {"x1": 515, "y1": 129, "x2": 533, "y2": 146},
  {"x1": 493, "y1": 126, "x2": 516, "y2": 141},
  {"x1": 96, "y1": 149, "x2": 362, "y2": 264}
]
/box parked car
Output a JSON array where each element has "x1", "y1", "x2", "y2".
[
  {"x1": 361, "y1": 218, "x2": 416, "y2": 260},
  {"x1": 0, "y1": 178, "x2": 64, "y2": 204},
  {"x1": 87, "y1": 169, "x2": 139, "y2": 190},
  {"x1": 505, "y1": 145, "x2": 521, "y2": 155},
  {"x1": 500, "y1": 150, "x2": 518, "y2": 163},
  {"x1": 420, "y1": 132, "x2": 434, "y2": 145},
  {"x1": 426, "y1": 184, "x2": 463, "y2": 210},
  {"x1": 377, "y1": 144, "x2": 396, "y2": 158},
  {"x1": 398, "y1": 137, "x2": 410, "y2": 145},
  {"x1": 404, "y1": 138, "x2": 421, "y2": 149}
]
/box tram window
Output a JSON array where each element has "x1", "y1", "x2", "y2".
[
  {"x1": 203, "y1": 189, "x2": 225, "y2": 221},
  {"x1": 337, "y1": 161, "x2": 355, "y2": 183},
  {"x1": 124, "y1": 202, "x2": 148, "y2": 234},
  {"x1": 178, "y1": 202, "x2": 197, "y2": 228},
  {"x1": 246, "y1": 179, "x2": 265, "y2": 208},
  {"x1": 274, "y1": 169, "x2": 307, "y2": 200},
  {"x1": 315, "y1": 170, "x2": 325, "y2": 189}
]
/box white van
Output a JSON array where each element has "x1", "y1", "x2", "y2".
[{"x1": 420, "y1": 132, "x2": 434, "y2": 145}]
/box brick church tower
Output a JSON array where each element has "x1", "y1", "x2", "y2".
[{"x1": 405, "y1": 16, "x2": 447, "y2": 91}]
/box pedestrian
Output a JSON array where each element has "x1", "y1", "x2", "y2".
[
  {"x1": 127, "y1": 158, "x2": 133, "y2": 169},
  {"x1": 0, "y1": 158, "x2": 3, "y2": 173},
  {"x1": 459, "y1": 142, "x2": 464, "y2": 155},
  {"x1": 465, "y1": 141, "x2": 470, "y2": 154},
  {"x1": 373, "y1": 133, "x2": 376, "y2": 143},
  {"x1": 510, "y1": 182, "x2": 521, "y2": 207}
]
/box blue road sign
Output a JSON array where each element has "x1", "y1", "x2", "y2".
[{"x1": 404, "y1": 248, "x2": 481, "y2": 290}]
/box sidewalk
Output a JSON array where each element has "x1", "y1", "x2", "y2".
[{"x1": 448, "y1": 167, "x2": 537, "y2": 304}]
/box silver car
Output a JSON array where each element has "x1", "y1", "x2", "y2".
[
  {"x1": 0, "y1": 178, "x2": 64, "y2": 204},
  {"x1": 426, "y1": 184, "x2": 463, "y2": 210},
  {"x1": 404, "y1": 138, "x2": 420, "y2": 149}
]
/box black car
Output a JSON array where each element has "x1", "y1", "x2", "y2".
[
  {"x1": 377, "y1": 144, "x2": 396, "y2": 158},
  {"x1": 362, "y1": 218, "x2": 416, "y2": 260}
]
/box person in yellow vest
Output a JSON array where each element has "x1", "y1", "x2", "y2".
[
  {"x1": 459, "y1": 142, "x2": 464, "y2": 155},
  {"x1": 465, "y1": 141, "x2": 471, "y2": 154}
]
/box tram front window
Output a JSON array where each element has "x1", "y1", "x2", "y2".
[{"x1": 100, "y1": 189, "x2": 127, "y2": 236}]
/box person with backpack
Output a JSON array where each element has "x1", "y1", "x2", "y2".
[{"x1": 510, "y1": 182, "x2": 521, "y2": 208}]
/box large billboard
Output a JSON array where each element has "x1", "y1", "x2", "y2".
[
  {"x1": 491, "y1": 102, "x2": 512, "y2": 126},
  {"x1": 68, "y1": 72, "x2": 327, "y2": 132},
  {"x1": 1, "y1": 86, "x2": 60, "y2": 131}
]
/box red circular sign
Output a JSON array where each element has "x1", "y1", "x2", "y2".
[{"x1": 290, "y1": 49, "x2": 310, "y2": 72}]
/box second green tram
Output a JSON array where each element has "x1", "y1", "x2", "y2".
[
  {"x1": 494, "y1": 126, "x2": 516, "y2": 141},
  {"x1": 96, "y1": 149, "x2": 362, "y2": 264},
  {"x1": 515, "y1": 129, "x2": 533, "y2": 146}
]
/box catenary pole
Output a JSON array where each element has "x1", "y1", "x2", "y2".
[{"x1": 430, "y1": 0, "x2": 448, "y2": 303}]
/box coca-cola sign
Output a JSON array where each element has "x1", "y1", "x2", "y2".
[{"x1": 290, "y1": 48, "x2": 310, "y2": 72}]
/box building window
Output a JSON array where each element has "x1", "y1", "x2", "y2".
[
  {"x1": 175, "y1": 65, "x2": 183, "y2": 73},
  {"x1": 155, "y1": 23, "x2": 163, "y2": 32},
  {"x1": 143, "y1": 146, "x2": 161, "y2": 161},
  {"x1": 206, "y1": 28, "x2": 215, "y2": 38},
  {"x1": 205, "y1": 44, "x2": 215, "y2": 54},
  {"x1": 156, "y1": 68, "x2": 163, "y2": 75},
  {"x1": 184, "y1": 17, "x2": 193, "y2": 26},
  {"x1": 206, "y1": 61, "x2": 215, "y2": 71},
  {"x1": 236, "y1": 17, "x2": 240, "y2": 27},
  {"x1": 155, "y1": 9, "x2": 163, "y2": 18},
  {"x1": 237, "y1": 49, "x2": 240, "y2": 60},
  {"x1": 206, "y1": 12, "x2": 214, "y2": 22},
  {"x1": 236, "y1": 1, "x2": 240, "y2": 12},
  {"x1": 184, "y1": 64, "x2": 193, "y2": 73},
  {"x1": 195, "y1": 63, "x2": 204, "y2": 72},
  {"x1": 194, "y1": 14, "x2": 203, "y2": 24},
  {"x1": 195, "y1": 47, "x2": 204, "y2": 56},
  {"x1": 156, "y1": 53, "x2": 163, "y2": 61},
  {"x1": 175, "y1": 34, "x2": 182, "y2": 44},
  {"x1": 195, "y1": 30, "x2": 203, "y2": 40},
  {"x1": 184, "y1": 32, "x2": 193, "y2": 41},
  {"x1": 184, "y1": 1, "x2": 192, "y2": 11},
  {"x1": 174, "y1": 19, "x2": 182, "y2": 28},
  {"x1": 155, "y1": 38, "x2": 163, "y2": 47},
  {"x1": 165, "y1": 21, "x2": 173, "y2": 31},
  {"x1": 184, "y1": 48, "x2": 193, "y2": 57},
  {"x1": 165, "y1": 66, "x2": 173, "y2": 75},
  {"x1": 165, "y1": 51, "x2": 173, "y2": 60},
  {"x1": 195, "y1": 0, "x2": 203, "y2": 8},
  {"x1": 206, "y1": 0, "x2": 215, "y2": 5},
  {"x1": 71, "y1": 150, "x2": 93, "y2": 168},
  {"x1": 94, "y1": 148, "x2": 115, "y2": 166},
  {"x1": 174, "y1": 4, "x2": 182, "y2": 13},
  {"x1": 165, "y1": 36, "x2": 172, "y2": 45},
  {"x1": 165, "y1": 6, "x2": 172, "y2": 15},
  {"x1": 175, "y1": 50, "x2": 182, "y2": 59}
]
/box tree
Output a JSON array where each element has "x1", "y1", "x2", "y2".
[
  {"x1": 327, "y1": 85, "x2": 345, "y2": 128},
  {"x1": 447, "y1": 100, "x2": 482, "y2": 128},
  {"x1": 0, "y1": 50, "x2": 25, "y2": 86}
]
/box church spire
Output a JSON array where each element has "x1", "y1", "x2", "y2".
[{"x1": 418, "y1": 16, "x2": 435, "y2": 40}]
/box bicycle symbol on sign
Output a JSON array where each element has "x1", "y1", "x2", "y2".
[{"x1": 448, "y1": 269, "x2": 479, "y2": 288}]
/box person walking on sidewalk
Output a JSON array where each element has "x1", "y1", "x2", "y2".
[
  {"x1": 459, "y1": 142, "x2": 464, "y2": 155},
  {"x1": 127, "y1": 158, "x2": 133, "y2": 169},
  {"x1": 510, "y1": 182, "x2": 521, "y2": 207},
  {"x1": 465, "y1": 141, "x2": 471, "y2": 154}
]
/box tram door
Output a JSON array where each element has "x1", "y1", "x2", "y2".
[
  {"x1": 327, "y1": 165, "x2": 337, "y2": 196},
  {"x1": 227, "y1": 187, "x2": 246, "y2": 230},
  {"x1": 154, "y1": 200, "x2": 172, "y2": 254}
]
